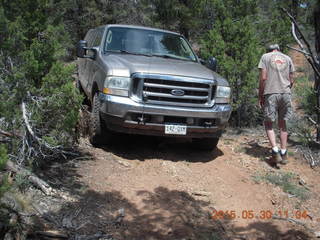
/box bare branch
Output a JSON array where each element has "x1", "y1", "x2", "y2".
[
  {"x1": 307, "y1": 116, "x2": 318, "y2": 126},
  {"x1": 291, "y1": 22, "x2": 304, "y2": 50},
  {"x1": 281, "y1": 7, "x2": 320, "y2": 79},
  {"x1": 0, "y1": 129, "x2": 22, "y2": 138},
  {"x1": 5, "y1": 160, "x2": 56, "y2": 196},
  {"x1": 286, "y1": 45, "x2": 311, "y2": 56}
]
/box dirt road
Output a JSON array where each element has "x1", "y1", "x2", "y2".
[{"x1": 43, "y1": 127, "x2": 320, "y2": 240}]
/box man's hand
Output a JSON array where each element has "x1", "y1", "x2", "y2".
[
  {"x1": 259, "y1": 96, "x2": 264, "y2": 109},
  {"x1": 290, "y1": 81, "x2": 294, "y2": 89}
]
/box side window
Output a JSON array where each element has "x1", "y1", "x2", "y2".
[
  {"x1": 87, "y1": 31, "x2": 97, "y2": 48},
  {"x1": 92, "y1": 28, "x2": 103, "y2": 47},
  {"x1": 84, "y1": 30, "x2": 93, "y2": 43}
]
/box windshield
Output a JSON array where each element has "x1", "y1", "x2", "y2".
[{"x1": 104, "y1": 27, "x2": 197, "y2": 61}]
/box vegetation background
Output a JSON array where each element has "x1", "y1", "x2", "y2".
[{"x1": 0, "y1": 0, "x2": 319, "y2": 238}]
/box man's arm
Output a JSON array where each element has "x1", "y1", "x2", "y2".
[
  {"x1": 259, "y1": 68, "x2": 267, "y2": 107},
  {"x1": 289, "y1": 72, "x2": 294, "y2": 88}
]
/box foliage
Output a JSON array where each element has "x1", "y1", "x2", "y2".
[
  {"x1": 0, "y1": 0, "x2": 82, "y2": 166},
  {"x1": 0, "y1": 145, "x2": 10, "y2": 198},
  {"x1": 253, "y1": 171, "x2": 309, "y2": 200},
  {"x1": 200, "y1": 0, "x2": 263, "y2": 126},
  {"x1": 288, "y1": 116, "x2": 315, "y2": 146},
  {"x1": 147, "y1": 0, "x2": 202, "y2": 39},
  {"x1": 294, "y1": 76, "x2": 317, "y2": 116},
  {"x1": 0, "y1": 145, "x2": 8, "y2": 171}
]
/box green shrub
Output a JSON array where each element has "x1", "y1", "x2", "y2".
[
  {"x1": 253, "y1": 171, "x2": 309, "y2": 200},
  {"x1": 0, "y1": 145, "x2": 8, "y2": 171},
  {"x1": 294, "y1": 76, "x2": 317, "y2": 116},
  {"x1": 0, "y1": 145, "x2": 10, "y2": 198}
]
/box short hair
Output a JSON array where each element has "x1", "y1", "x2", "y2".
[{"x1": 267, "y1": 44, "x2": 280, "y2": 52}]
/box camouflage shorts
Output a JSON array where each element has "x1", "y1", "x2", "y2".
[{"x1": 264, "y1": 93, "x2": 292, "y2": 122}]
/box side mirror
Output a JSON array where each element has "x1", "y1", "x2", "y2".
[
  {"x1": 207, "y1": 57, "x2": 217, "y2": 72},
  {"x1": 199, "y1": 58, "x2": 206, "y2": 65},
  {"x1": 77, "y1": 40, "x2": 87, "y2": 58}
]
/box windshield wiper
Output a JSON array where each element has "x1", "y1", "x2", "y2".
[
  {"x1": 106, "y1": 49, "x2": 151, "y2": 57},
  {"x1": 151, "y1": 54, "x2": 188, "y2": 61}
]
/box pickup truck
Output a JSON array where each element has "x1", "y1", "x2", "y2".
[{"x1": 76, "y1": 24, "x2": 231, "y2": 149}]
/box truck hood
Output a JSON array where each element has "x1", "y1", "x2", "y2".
[{"x1": 102, "y1": 53, "x2": 228, "y2": 85}]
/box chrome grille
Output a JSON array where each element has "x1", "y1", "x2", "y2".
[{"x1": 134, "y1": 74, "x2": 215, "y2": 107}]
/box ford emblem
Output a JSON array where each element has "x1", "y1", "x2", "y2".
[{"x1": 171, "y1": 89, "x2": 185, "y2": 96}]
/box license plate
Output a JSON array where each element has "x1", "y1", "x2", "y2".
[{"x1": 165, "y1": 124, "x2": 187, "y2": 135}]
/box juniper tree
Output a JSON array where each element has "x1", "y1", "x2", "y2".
[
  {"x1": 200, "y1": 0, "x2": 263, "y2": 126},
  {"x1": 0, "y1": 0, "x2": 82, "y2": 164}
]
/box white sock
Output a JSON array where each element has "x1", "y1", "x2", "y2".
[
  {"x1": 272, "y1": 146, "x2": 279, "y2": 152},
  {"x1": 280, "y1": 149, "x2": 287, "y2": 155}
]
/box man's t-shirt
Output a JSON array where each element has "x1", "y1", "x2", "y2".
[{"x1": 258, "y1": 51, "x2": 295, "y2": 95}]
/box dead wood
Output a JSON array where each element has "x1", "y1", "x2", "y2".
[
  {"x1": 35, "y1": 230, "x2": 68, "y2": 239},
  {"x1": 5, "y1": 160, "x2": 55, "y2": 196},
  {"x1": 282, "y1": 7, "x2": 320, "y2": 143},
  {"x1": 0, "y1": 129, "x2": 22, "y2": 138}
]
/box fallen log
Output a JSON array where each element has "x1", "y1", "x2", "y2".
[{"x1": 5, "y1": 160, "x2": 55, "y2": 196}]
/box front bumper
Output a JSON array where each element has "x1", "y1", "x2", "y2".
[{"x1": 99, "y1": 93, "x2": 231, "y2": 138}]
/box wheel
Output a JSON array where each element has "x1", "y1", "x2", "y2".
[
  {"x1": 76, "y1": 78, "x2": 84, "y2": 94},
  {"x1": 89, "y1": 93, "x2": 103, "y2": 146},
  {"x1": 192, "y1": 137, "x2": 219, "y2": 150}
]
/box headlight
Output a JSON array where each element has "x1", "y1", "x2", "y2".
[
  {"x1": 103, "y1": 76, "x2": 131, "y2": 96},
  {"x1": 216, "y1": 86, "x2": 231, "y2": 98}
]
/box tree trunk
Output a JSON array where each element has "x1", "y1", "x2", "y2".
[{"x1": 314, "y1": 2, "x2": 320, "y2": 141}]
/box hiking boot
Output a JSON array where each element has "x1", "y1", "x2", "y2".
[
  {"x1": 272, "y1": 150, "x2": 282, "y2": 164},
  {"x1": 280, "y1": 151, "x2": 288, "y2": 165}
]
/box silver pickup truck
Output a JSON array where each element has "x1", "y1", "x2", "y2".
[{"x1": 77, "y1": 24, "x2": 231, "y2": 149}]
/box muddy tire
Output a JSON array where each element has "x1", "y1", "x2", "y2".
[
  {"x1": 192, "y1": 137, "x2": 219, "y2": 150},
  {"x1": 89, "y1": 93, "x2": 103, "y2": 146}
]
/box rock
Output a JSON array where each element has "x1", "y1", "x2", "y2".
[
  {"x1": 62, "y1": 216, "x2": 74, "y2": 229},
  {"x1": 271, "y1": 199, "x2": 276, "y2": 205},
  {"x1": 4, "y1": 233, "x2": 14, "y2": 240},
  {"x1": 114, "y1": 208, "x2": 125, "y2": 224},
  {"x1": 192, "y1": 190, "x2": 211, "y2": 197},
  {"x1": 36, "y1": 230, "x2": 68, "y2": 239},
  {"x1": 74, "y1": 232, "x2": 113, "y2": 240},
  {"x1": 9, "y1": 213, "x2": 18, "y2": 225},
  {"x1": 315, "y1": 231, "x2": 320, "y2": 238},
  {"x1": 299, "y1": 178, "x2": 306, "y2": 186},
  {"x1": 307, "y1": 213, "x2": 313, "y2": 220}
]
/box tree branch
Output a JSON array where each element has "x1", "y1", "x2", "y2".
[
  {"x1": 5, "y1": 160, "x2": 56, "y2": 196},
  {"x1": 0, "y1": 129, "x2": 22, "y2": 138},
  {"x1": 281, "y1": 7, "x2": 320, "y2": 79}
]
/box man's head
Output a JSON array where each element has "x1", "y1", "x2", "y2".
[{"x1": 267, "y1": 44, "x2": 280, "y2": 52}]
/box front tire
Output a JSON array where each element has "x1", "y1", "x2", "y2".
[
  {"x1": 89, "y1": 93, "x2": 103, "y2": 146},
  {"x1": 192, "y1": 137, "x2": 219, "y2": 150}
]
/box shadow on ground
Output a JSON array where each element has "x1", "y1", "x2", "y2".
[
  {"x1": 244, "y1": 142, "x2": 279, "y2": 168},
  {"x1": 99, "y1": 133, "x2": 224, "y2": 163},
  {"x1": 232, "y1": 221, "x2": 312, "y2": 240},
  {"x1": 32, "y1": 135, "x2": 313, "y2": 240}
]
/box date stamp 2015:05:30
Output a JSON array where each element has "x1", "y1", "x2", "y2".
[{"x1": 211, "y1": 210, "x2": 318, "y2": 221}]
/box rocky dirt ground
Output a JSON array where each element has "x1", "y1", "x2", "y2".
[{"x1": 27, "y1": 125, "x2": 319, "y2": 240}]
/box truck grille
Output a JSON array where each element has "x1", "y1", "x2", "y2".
[{"x1": 132, "y1": 74, "x2": 215, "y2": 107}]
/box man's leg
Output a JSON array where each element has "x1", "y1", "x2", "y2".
[
  {"x1": 278, "y1": 119, "x2": 288, "y2": 150},
  {"x1": 279, "y1": 119, "x2": 288, "y2": 164},
  {"x1": 265, "y1": 120, "x2": 282, "y2": 163},
  {"x1": 278, "y1": 93, "x2": 292, "y2": 164},
  {"x1": 265, "y1": 121, "x2": 277, "y2": 148}
]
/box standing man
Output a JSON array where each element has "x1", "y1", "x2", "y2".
[{"x1": 258, "y1": 44, "x2": 295, "y2": 165}]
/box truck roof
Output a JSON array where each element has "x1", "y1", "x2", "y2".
[{"x1": 102, "y1": 24, "x2": 181, "y2": 36}]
